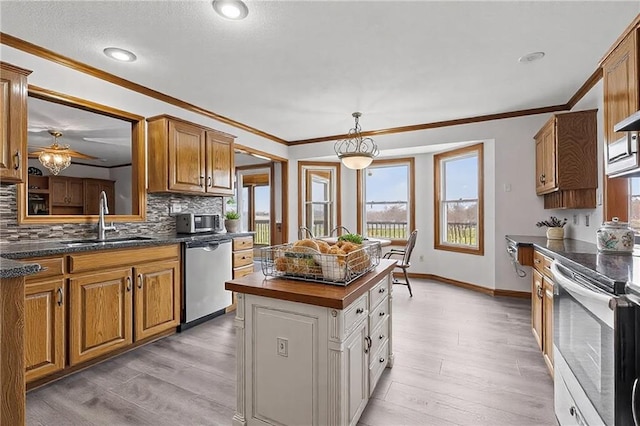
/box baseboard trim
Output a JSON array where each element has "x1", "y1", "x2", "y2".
[{"x1": 394, "y1": 272, "x2": 530, "y2": 299}]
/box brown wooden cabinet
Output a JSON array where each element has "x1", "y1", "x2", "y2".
[
  {"x1": 84, "y1": 178, "x2": 115, "y2": 214},
  {"x1": 227, "y1": 236, "x2": 254, "y2": 312},
  {"x1": 0, "y1": 62, "x2": 31, "y2": 183},
  {"x1": 25, "y1": 277, "x2": 65, "y2": 383},
  {"x1": 532, "y1": 250, "x2": 554, "y2": 377},
  {"x1": 147, "y1": 115, "x2": 235, "y2": 196},
  {"x1": 50, "y1": 176, "x2": 84, "y2": 215},
  {"x1": 533, "y1": 110, "x2": 598, "y2": 209},
  {"x1": 602, "y1": 24, "x2": 639, "y2": 219},
  {"x1": 69, "y1": 268, "x2": 133, "y2": 366},
  {"x1": 543, "y1": 277, "x2": 554, "y2": 376},
  {"x1": 206, "y1": 130, "x2": 234, "y2": 195},
  {"x1": 133, "y1": 260, "x2": 181, "y2": 341}
]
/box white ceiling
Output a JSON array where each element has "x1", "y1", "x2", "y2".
[{"x1": 2, "y1": 1, "x2": 639, "y2": 144}]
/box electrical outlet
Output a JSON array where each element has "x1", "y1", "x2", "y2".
[
  {"x1": 585, "y1": 214, "x2": 590, "y2": 227},
  {"x1": 169, "y1": 203, "x2": 182, "y2": 214},
  {"x1": 277, "y1": 337, "x2": 288, "y2": 357}
]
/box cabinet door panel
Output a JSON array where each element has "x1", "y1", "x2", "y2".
[
  {"x1": 134, "y1": 260, "x2": 180, "y2": 341},
  {"x1": 543, "y1": 126, "x2": 556, "y2": 191},
  {"x1": 206, "y1": 132, "x2": 234, "y2": 195},
  {"x1": 0, "y1": 64, "x2": 28, "y2": 183},
  {"x1": 50, "y1": 177, "x2": 68, "y2": 206},
  {"x1": 69, "y1": 268, "x2": 132, "y2": 365},
  {"x1": 531, "y1": 269, "x2": 543, "y2": 351},
  {"x1": 67, "y1": 178, "x2": 84, "y2": 206},
  {"x1": 169, "y1": 120, "x2": 205, "y2": 192},
  {"x1": 345, "y1": 321, "x2": 368, "y2": 425},
  {"x1": 535, "y1": 137, "x2": 545, "y2": 194},
  {"x1": 543, "y1": 278, "x2": 554, "y2": 376},
  {"x1": 25, "y1": 278, "x2": 65, "y2": 382}
]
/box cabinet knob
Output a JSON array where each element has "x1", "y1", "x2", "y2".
[
  {"x1": 379, "y1": 357, "x2": 385, "y2": 363},
  {"x1": 13, "y1": 151, "x2": 20, "y2": 170},
  {"x1": 379, "y1": 288, "x2": 385, "y2": 294},
  {"x1": 379, "y1": 334, "x2": 384, "y2": 340}
]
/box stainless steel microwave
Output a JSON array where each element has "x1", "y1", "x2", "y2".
[{"x1": 176, "y1": 213, "x2": 222, "y2": 234}]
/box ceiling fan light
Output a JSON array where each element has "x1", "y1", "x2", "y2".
[
  {"x1": 212, "y1": 0, "x2": 248, "y2": 20},
  {"x1": 334, "y1": 112, "x2": 379, "y2": 170},
  {"x1": 39, "y1": 150, "x2": 71, "y2": 175}
]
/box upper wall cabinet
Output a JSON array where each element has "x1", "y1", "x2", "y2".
[
  {"x1": 603, "y1": 25, "x2": 639, "y2": 178},
  {"x1": 0, "y1": 62, "x2": 32, "y2": 183},
  {"x1": 534, "y1": 109, "x2": 597, "y2": 209},
  {"x1": 147, "y1": 115, "x2": 235, "y2": 196}
]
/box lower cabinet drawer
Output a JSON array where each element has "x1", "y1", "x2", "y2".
[
  {"x1": 369, "y1": 295, "x2": 389, "y2": 331},
  {"x1": 344, "y1": 293, "x2": 368, "y2": 336},
  {"x1": 369, "y1": 277, "x2": 389, "y2": 310},
  {"x1": 233, "y1": 249, "x2": 253, "y2": 268},
  {"x1": 369, "y1": 316, "x2": 389, "y2": 359},
  {"x1": 369, "y1": 341, "x2": 389, "y2": 397},
  {"x1": 233, "y1": 265, "x2": 254, "y2": 279}
]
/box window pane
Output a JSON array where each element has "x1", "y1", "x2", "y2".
[
  {"x1": 630, "y1": 178, "x2": 640, "y2": 233},
  {"x1": 311, "y1": 202, "x2": 330, "y2": 237},
  {"x1": 365, "y1": 164, "x2": 409, "y2": 239},
  {"x1": 255, "y1": 185, "x2": 270, "y2": 245},
  {"x1": 444, "y1": 155, "x2": 478, "y2": 200},
  {"x1": 443, "y1": 200, "x2": 478, "y2": 246},
  {"x1": 241, "y1": 186, "x2": 249, "y2": 231},
  {"x1": 311, "y1": 179, "x2": 328, "y2": 202}
]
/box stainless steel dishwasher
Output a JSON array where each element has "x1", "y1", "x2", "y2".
[{"x1": 180, "y1": 239, "x2": 232, "y2": 330}]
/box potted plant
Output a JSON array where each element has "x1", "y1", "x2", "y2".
[
  {"x1": 536, "y1": 216, "x2": 567, "y2": 240},
  {"x1": 225, "y1": 211, "x2": 241, "y2": 233}
]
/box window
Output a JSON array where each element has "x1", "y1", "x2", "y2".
[
  {"x1": 629, "y1": 178, "x2": 640, "y2": 236},
  {"x1": 357, "y1": 158, "x2": 415, "y2": 244},
  {"x1": 298, "y1": 162, "x2": 341, "y2": 238},
  {"x1": 434, "y1": 143, "x2": 484, "y2": 255}
]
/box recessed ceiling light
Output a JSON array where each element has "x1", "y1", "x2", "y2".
[
  {"x1": 518, "y1": 51, "x2": 545, "y2": 64},
  {"x1": 103, "y1": 47, "x2": 137, "y2": 62},
  {"x1": 212, "y1": 0, "x2": 249, "y2": 20}
]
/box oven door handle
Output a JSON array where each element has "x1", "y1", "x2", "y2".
[{"x1": 551, "y1": 261, "x2": 615, "y2": 328}]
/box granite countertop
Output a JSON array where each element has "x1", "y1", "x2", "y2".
[
  {"x1": 506, "y1": 235, "x2": 638, "y2": 294},
  {"x1": 0, "y1": 231, "x2": 255, "y2": 277}
]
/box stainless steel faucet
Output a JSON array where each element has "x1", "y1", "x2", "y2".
[{"x1": 98, "y1": 191, "x2": 116, "y2": 240}]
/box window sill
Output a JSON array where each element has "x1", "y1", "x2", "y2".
[{"x1": 435, "y1": 243, "x2": 484, "y2": 256}]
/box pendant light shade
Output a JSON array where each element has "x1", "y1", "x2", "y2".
[{"x1": 334, "y1": 112, "x2": 379, "y2": 170}]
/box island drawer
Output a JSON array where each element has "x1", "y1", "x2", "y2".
[
  {"x1": 369, "y1": 277, "x2": 389, "y2": 309},
  {"x1": 369, "y1": 340, "x2": 389, "y2": 396},
  {"x1": 369, "y1": 295, "x2": 389, "y2": 332},
  {"x1": 344, "y1": 293, "x2": 368, "y2": 336},
  {"x1": 533, "y1": 250, "x2": 553, "y2": 278},
  {"x1": 233, "y1": 264, "x2": 254, "y2": 279},
  {"x1": 369, "y1": 316, "x2": 389, "y2": 358}
]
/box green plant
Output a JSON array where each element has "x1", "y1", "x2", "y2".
[
  {"x1": 225, "y1": 211, "x2": 240, "y2": 220},
  {"x1": 536, "y1": 216, "x2": 567, "y2": 228},
  {"x1": 337, "y1": 233, "x2": 364, "y2": 244}
]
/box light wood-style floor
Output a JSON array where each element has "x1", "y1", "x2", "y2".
[{"x1": 26, "y1": 279, "x2": 556, "y2": 426}]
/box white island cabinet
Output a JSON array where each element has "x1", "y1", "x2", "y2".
[{"x1": 225, "y1": 260, "x2": 397, "y2": 426}]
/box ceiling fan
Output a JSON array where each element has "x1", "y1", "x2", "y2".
[{"x1": 28, "y1": 130, "x2": 97, "y2": 175}]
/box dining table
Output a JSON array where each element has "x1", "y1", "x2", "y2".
[{"x1": 320, "y1": 236, "x2": 393, "y2": 247}]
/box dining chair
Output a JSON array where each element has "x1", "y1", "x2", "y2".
[
  {"x1": 298, "y1": 226, "x2": 315, "y2": 240},
  {"x1": 383, "y1": 229, "x2": 418, "y2": 297},
  {"x1": 330, "y1": 226, "x2": 351, "y2": 237}
]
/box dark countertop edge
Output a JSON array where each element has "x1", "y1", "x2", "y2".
[
  {"x1": 0, "y1": 259, "x2": 42, "y2": 279},
  {"x1": 505, "y1": 235, "x2": 626, "y2": 291},
  {"x1": 226, "y1": 260, "x2": 397, "y2": 310},
  {"x1": 0, "y1": 232, "x2": 256, "y2": 276}
]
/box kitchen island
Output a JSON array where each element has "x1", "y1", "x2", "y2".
[{"x1": 225, "y1": 259, "x2": 396, "y2": 426}]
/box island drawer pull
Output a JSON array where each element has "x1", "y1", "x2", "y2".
[
  {"x1": 379, "y1": 311, "x2": 385, "y2": 316},
  {"x1": 356, "y1": 308, "x2": 364, "y2": 314},
  {"x1": 378, "y1": 288, "x2": 385, "y2": 293},
  {"x1": 379, "y1": 357, "x2": 385, "y2": 363}
]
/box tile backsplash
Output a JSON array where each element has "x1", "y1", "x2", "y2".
[{"x1": 0, "y1": 184, "x2": 222, "y2": 243}]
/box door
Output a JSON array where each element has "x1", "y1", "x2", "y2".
[
  {"x1": 69, "y1": 268, "x2": 132, "y2": 365},
  {"x1": 133, "y1": 260, "x2": 180, "y2": 341},
  {"x1": 0, "y1": 64, "x2": 28, "y2": 183},
  {"x1": 239, "y1": 170, "x2": 271, "y2": 246},
  {"x1": 24, "y1": 278, "x2": 65, "y2": 382},
  {"x1": 168, "y1": 119, "x2": 205, "y2": 193},
  {"x1": 532, "y1": 269, "x2": 543, "y2": 350},
  {"x1": 206, "y1": 131, "x2": 234, "y2": 195},
  {"x1": 542, "y1": 277, "x2": 554, "y2": 375},
  {"x1": 345, "y1": 320, "x2": 368, "y2": 425}
]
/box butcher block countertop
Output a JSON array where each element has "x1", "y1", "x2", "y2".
[{"x1": 225, "y1": 259, "x2": 397, "y2": 310}]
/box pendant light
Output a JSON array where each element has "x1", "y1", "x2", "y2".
[{"x1": 334, "y1": 112, "x2": 379, "y2": 170}]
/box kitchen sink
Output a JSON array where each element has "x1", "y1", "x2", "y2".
[{"x1": 62, "y1": 236, "x2": 155, "y2": 247}]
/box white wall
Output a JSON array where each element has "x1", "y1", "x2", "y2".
[{"x1": 110, "y1": 165, "x2": 132, "y2": 215}]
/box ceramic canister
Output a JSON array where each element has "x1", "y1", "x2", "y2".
[{"x1": 596, "y1": 217, "x2": 635, "y2": 253}]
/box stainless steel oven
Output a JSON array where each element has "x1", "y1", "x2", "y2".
[{"x1": 552, "y1": 261, "x2": 638, "y2": 425}]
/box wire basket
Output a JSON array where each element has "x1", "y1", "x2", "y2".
[{"x1": 261, "y1": 241, "x2": 381, "y2": 286}]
